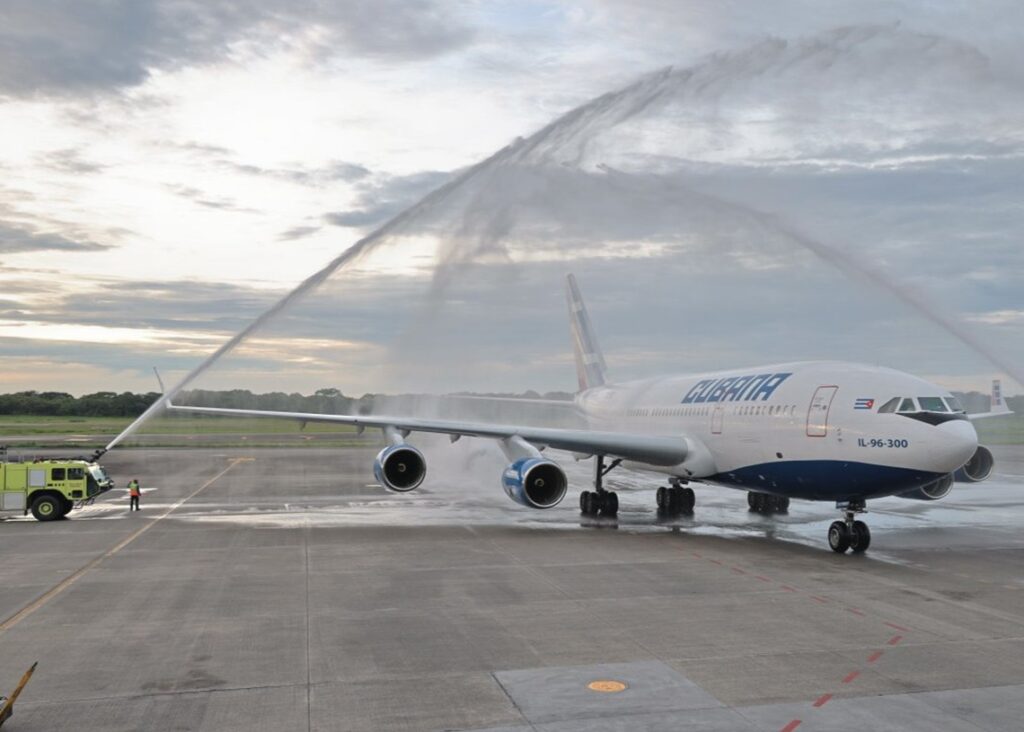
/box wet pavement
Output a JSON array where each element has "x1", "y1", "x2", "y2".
[{"x1": 1, "y1": 444, "x2": 1023, "y2": 730}]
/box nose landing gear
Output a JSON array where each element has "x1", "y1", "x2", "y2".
[{"x1": 828, "y1": 500, "x2": 871, "y2": 554}]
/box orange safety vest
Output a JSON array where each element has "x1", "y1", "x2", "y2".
[{"x1": 129, "y1": 482, "x2": 140, "y2": 497}]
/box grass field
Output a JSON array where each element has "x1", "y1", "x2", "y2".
[
  {"x1": 974, "y1": 418, "x2": 1024, "y2": 445},
  {"x1": 0, "y1": 414, "x2": 368, "y2": 449},
  {"x1": 0, "y1": 414, "x2": 359, "y2": 435}
]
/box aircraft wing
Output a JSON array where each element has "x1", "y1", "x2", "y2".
[{"x1": 166, "y1": 404, "x2": 688, "y2": 466}]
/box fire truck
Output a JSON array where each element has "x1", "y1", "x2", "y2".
[{"x1": 0, "y1": 452, "x2": 114, "y2": 521}]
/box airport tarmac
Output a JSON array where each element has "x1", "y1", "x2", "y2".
[{"x1": 2, "y1": 444, "x2": 1024, "y2": 731}]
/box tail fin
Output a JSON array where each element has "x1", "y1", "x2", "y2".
[{"x1": 565, "y1": 274, "x2": 607, "y2": 391}]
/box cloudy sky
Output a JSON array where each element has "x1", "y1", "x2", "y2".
[{"x1": 1, "y1": 1, "x2": 1022, "y2": 397}]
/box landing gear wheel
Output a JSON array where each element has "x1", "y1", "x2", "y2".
[
  {"x1": 30, "y1": 494, "x2": 63, "y2": 522},
  {"x1": 656, "y1": 486, "x2": 667, "y2": 510},
  {"x1": 580, "y1": 492, "x2": 587, "y2": 512},
  {"x1": 601, "y1": 491, "x2": 619, "y2": 517},
  {"x1": 664, "y1": 488, "x2": 679, "y2": 515},
  {"x1": 828, "y1": 520, "x2": 851, "y2": 553},
  {"x1": 850, "y1": 520, "x2": 871, "y2": 553},
  {"x1": 679, "y1": 487, "x2": 695, "y2": 514},
  {"x1": 748, "y1": 492, "x2": 764, "y2": 513},
  {"x1": 777, "y1": 496, "x2": 790, "y2": 513}
]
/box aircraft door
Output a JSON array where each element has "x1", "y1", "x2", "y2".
[
  {"x1": 711, "y1": 405, "x2": 724, "y2": 435},
  {"x1": 806, "y1": 386, "x2": 838, "y2": 437}
]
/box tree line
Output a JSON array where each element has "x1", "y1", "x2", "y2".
[{"x1": 0, "y1": 388, "x2": 358, "y2": 417}]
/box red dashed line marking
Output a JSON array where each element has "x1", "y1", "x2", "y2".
[
  {"x1": 677, "y1": 547, "x2": 910, "y2": 729},
  {"x1": 812, "y1": 693, "x2": 833, "y2": 708}
]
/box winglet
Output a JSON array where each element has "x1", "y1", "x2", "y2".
[
  {"x1": 565, "y1": 274, "x2": 607, "y2": 392},
  {"x1": 968, "y1": 378, "x2": 1014, "y2": 420},
  {"x1": 991, "y1": 379, "x2": 1011, "y2": 414},
  {"x1": 153, "y1": 367, "x2": 166, "y2": 395}
]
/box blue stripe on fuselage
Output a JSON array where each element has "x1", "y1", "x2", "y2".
[{"x1": 709, "y1": 460, "x2": 944, "y2": 501}]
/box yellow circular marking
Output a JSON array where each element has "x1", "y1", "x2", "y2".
[{"x1": 587, "y1": 680, "x2": 627, "y2": 693}]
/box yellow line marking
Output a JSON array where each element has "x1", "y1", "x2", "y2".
[
  {"x1": 587, "y1": 680, "x2": 628, "y2": 693},
  {"x1": 0, "y1": 459, "x2": 244, "y2": 634}
]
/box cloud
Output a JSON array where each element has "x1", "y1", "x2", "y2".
[
  {"x1": 35, "y1": 147, "x2": 107, "y2": 174},
  {"x1": 278, "y1": 225, "x2": 322, "y2": 241},
  {"x1": 0, "y1": 0, "x2": 476, "y2": 97},
  {"x1": 163, "y1": 184, "x2": 259, "y2": 213},
  {"x1": 324, "y1": 170, "x2": 452, "y2": 229},
  {"x1": 0, "y1": 221, "x2": 110, "y2": 254},
  {"x1": 221, "y1": 159, "x2": 372, "y2": 186}
]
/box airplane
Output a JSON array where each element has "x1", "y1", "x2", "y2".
[{"x1": 166, "y1": 274, "x2": 1010, "y2": 554}]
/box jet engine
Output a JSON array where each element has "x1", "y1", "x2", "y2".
[
  {"x1": 954, "y1": 445, "x2": 994, "y2": 483},
  {"x1": 373, "y1": 444, "x2": 426, "y2": 492},
  {"x1": 501, "y1": 457, "x2": 567, "y2": 509},
  {"x1": 900, "y1": 473, "x2": 954, "y2": 501}
]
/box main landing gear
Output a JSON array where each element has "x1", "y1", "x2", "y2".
[
  {"x1": 828, "y1": 500, "x2": 871, "y2": 554},
  {"x1": 579, "y1": 455, "x2": 621, "y2": 517},
  {"x1": 656, "y1": 478, "x2": 695, "y2": 516},
  {"x1": 747, "y1": 491, "x2": 789, "y2": 514}
]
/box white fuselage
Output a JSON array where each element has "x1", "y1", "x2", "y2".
[{"x1": 576, "y1": 361, "x2": 978, "y2": 501}]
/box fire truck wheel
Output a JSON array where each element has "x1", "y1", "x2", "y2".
[{"x1": 30, "y1": 493, "x2": 64, "y2": 522}]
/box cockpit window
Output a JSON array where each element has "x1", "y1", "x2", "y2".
[
  {"x1": 877, "y1": 397, "x2": 900, "y2": 413},
  {"x1": 898, "y1": 398, "x2": 916, "y2": 413},
  {"x1": 944, "y1": 396, "x2": 965, "y2": 413},
  {"x1": 917, "y1": 397, "x2": 948, "y2": 412}
]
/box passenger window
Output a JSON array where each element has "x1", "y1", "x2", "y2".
[
  {"x1": 918, "y1": 397, "x2": 948, "y2": 412},
  {"x1": 51, "y1": 468, "x2": 66, "y2": 481},
  {"x1": 877, "y1": 397, "x2": 900, "y2": 413},
  {"x1": 898, "y1": 398, "x2": 916, "y2": 412},
  {"x1": 68, "y1": 467, "x2": 85, "y2": 480}
]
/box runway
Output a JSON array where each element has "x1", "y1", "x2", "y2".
[{"x1": 1, "y1": 444, "x2": 1023, "y2": 731}]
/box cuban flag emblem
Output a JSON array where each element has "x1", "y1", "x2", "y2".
[{"x1": 854, "y1": 398, "x2": 874, "y2": 410}]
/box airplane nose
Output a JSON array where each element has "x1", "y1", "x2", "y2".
[{"x1": 933, "y1": 419, "x2": 979, "y2": 473}]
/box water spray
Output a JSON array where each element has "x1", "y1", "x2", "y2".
[{"x1": 101, "y1": 25, "x2": 1021, "y2": 454}]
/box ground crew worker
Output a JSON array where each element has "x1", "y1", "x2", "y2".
[{"x1": 128, "y1": 479, "x2": 141, "y2": 511}]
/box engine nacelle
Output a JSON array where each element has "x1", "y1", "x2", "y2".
[
  {"x1": 900, "y1": 473, "x2": 954, "y2": 501},
  {"x1": 501, "y1": 458, "x2": 567, "y2": 509},
  {"x1": 954, "y1": 445, "x2": 994, "y2": 483},
  {"x1": 373, "y1": 444, "x2": 426, "y2": 492}
]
